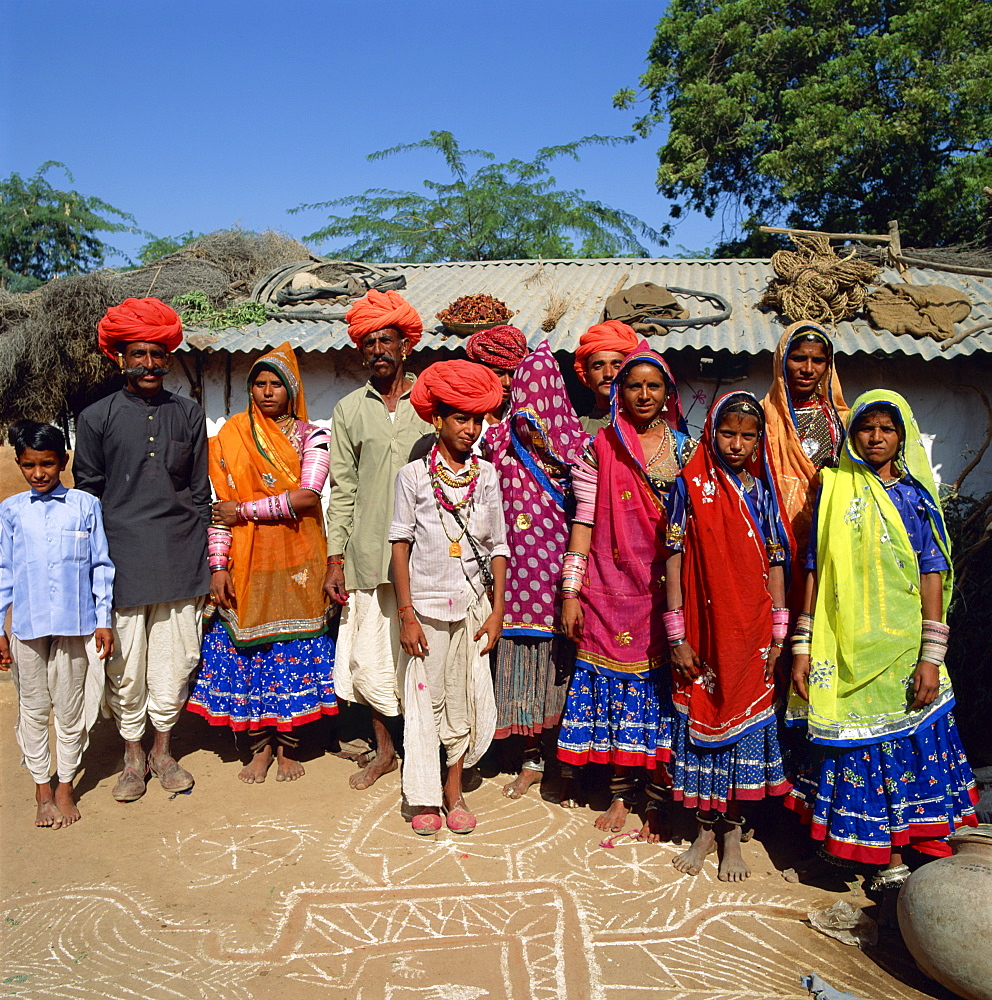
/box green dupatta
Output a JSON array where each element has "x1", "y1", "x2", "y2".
[{"x1": 786, "y1": 390, "x2": 954, "y2": 746}]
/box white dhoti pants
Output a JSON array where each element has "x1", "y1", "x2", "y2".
[
  {"x1": 398, "y1": 597, "x2": 497, "y2": 808},
  {"x1": 10, "y1": 634, "x2": 104, "y2": 783},
  {"x1": 106, "y1": 598, "x2": 205, "y2": 741},
  {"x1": 334, "y1": 584, "x2": 401, "y2": 717}
]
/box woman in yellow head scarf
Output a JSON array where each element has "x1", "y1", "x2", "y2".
[
  {"x1": 785, "y1": 390, "x2": 978, "y2": 888},
  {"x1": 188, "y1": 344, "x2": 336, "y2": 782}
]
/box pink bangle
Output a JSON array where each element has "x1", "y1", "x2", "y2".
[
  {"x1": 663, "y1": 608, "x2": 685, "y2": 644},
  {"x1": 771, "y1": 607, "x2": 790, "y2": 641}
]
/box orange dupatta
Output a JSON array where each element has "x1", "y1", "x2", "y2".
[
  {"x1": 761, "y1": 322, "x2": 849, "y2": 559},
  {"x1": 209, "y1": 343, "x2": 328, "y2": 645}
]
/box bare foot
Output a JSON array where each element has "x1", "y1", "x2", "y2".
[
  {"x1": 34, "y1": 785, "x2": 63, "y2": 829},
  {"x1": 717, "y1": 823, "x2": 751, "y2": 881},
  {"x1": 239, "y1": 745, "x2": 273, "y2": 784},
  {"x1": 275, "y1": 746, "x2": 305, "y2": 781},
  {"x1": 636, "y1": 803, "x2": 671, "y2": 844},
  {"x1": 503, "y1": 768, "x2": 542, "y2": 799},
  {"x1": 595, "y1": 797, "x2": 631, "y2": 832},
  {"x1": 349, "y1": 751, "x2": 398, "y2": 790},
  {"x1": 53, "y1": 782, "x2": 80, "y2": 826},
  {"x1": 673, "y1": 824, "x2": 717, "y2": 875},
  {"x1": 558, "y1": 776, "x2": 582, "y2": 809}
]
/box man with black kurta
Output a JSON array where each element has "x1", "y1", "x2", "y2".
[{"x1": 73, "y1": 297, "x2": 211, "y2": 802}]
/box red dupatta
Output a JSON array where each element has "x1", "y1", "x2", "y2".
[{"x1": 673, "y1": 392, "x2": 795, "y2": 747}]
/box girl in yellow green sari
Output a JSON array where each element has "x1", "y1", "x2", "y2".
[{"x1": 786, "y1": 390, "x2": 978, "y2": 889}]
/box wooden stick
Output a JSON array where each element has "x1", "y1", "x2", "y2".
[
  {"x1": 758, "y1": 225, "x2": 892, "y2": 244},
  {"x1": 940, "y1": 319, "x2": 992, "y2": 351}
]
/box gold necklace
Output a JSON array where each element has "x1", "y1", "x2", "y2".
[
  {"x1": 645, "y1": 426, "x2": 672, "y2": 468},
  {"x1": 434, "y1": 497, "x2": 469, "y2": 557}
]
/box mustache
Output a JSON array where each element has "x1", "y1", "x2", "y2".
[{"x1": 124, "y1": 365, "x2": 169, "y2": 378}]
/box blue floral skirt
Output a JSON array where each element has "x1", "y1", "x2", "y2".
[
  {"x1": 556, "y1": 665, "x2": 671, "y2": 768},
  {"x1": 785, "y1": 710, "x2": 978, "y2": 864},
  {"x1": 188, "y1": 618, "x2": 337, "y2": 732},
  {"x1": 669, "y1": 712, "x2": 791, "y2": 811}
]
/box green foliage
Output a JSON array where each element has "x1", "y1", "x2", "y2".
[
  {"x1": 291, "y1": 130, "x2": 668, "y2": 261},
  {"x1": 137, "y1": 230, "x2": 203, "y2": 265},
  {"x1": 172, "y1": 290, "x2": 268, "y2": 329},
  {"x1": 0, "y1": 162, "x2": 138, "y2": 290},
  {"x1": 618, "y1": 0, "x2": 992, "y2": 255}
]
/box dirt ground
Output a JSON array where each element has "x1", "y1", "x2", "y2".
[{"x1": 0, "y1": 671, "x2": 960, "y2": 1000}]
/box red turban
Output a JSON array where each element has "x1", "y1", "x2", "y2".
[
  {"x1": 345, "y1": 289, "x2": 423, "y2": 346},
  {"x1": 573, "y1": 320, "x2": 639, "y2": 381},
  {"x1": 464, "y1": 325, "x2": 529, "y2": 370},
  {"x1": 97, "y1": 297, "x2": 183, "y2": 360},
  {"x1": 410, "y1": 360, "x2": 504, "y2": 423}
]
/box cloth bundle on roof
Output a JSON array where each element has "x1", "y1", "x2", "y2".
[
  {"x1": 866, "y1": 282, "x2": 971, "y2": 340},
  {"x1": 601, "y1": 282, "x2": 688, "y2": 336}
]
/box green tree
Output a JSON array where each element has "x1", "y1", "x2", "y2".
[
  {"x1": 136, "y1": 230, "x2": 203, "y2": 265},
  {"x1": 1, "y1": 161, "x2": 138, "y2": 290},
  {"x1": 291, "y1": 131, "x2": 668, "y2": 261},
  {"x1": 616, "y1": 0, "x2": 992, "y2": 255}
]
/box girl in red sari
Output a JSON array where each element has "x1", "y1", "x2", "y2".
[
  {"x1": 558, "y1": 344, "x2": 694, "y2": 839},
  {"x1": 665, "y1": 392, "x2": 794, "y2": 880}
]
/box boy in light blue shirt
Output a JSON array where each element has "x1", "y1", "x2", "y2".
[{"x1": 0, "y1": 421, "x2": 115, "y2": 829}]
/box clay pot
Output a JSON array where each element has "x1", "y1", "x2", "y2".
[{"x1": 897, "y1": 824, "x2": 992, "y2": 1000}]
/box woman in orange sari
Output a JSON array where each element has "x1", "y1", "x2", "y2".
[
  {"x1": 761, "y1": 322, "x2": 848, "y2": 614},
  {"x1": 188, "y1": 343, "x2": 336, "y2": 782}
]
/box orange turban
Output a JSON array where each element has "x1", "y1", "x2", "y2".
[
  {"x1": 345, "y1": 289, "x2": 423, "y2": 346},
  {"x1": 97, "y1": 297, "x2": 183, "y2": 360},
  {"x1": 410, "y1": 360, "x2": 504, "y2": 423},
  {"x1": 464, "y1": 325, "x2": 529, "y2": 370},
  {"x1": 573, "y1": 320, "x2": 639, "y2": 380}
]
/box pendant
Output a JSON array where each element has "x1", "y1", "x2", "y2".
[
  {"x1": 449, "y1": 542, "x2": 462, "y2": 558},
  {"x1": 801, "y1": 437, "x2": 819, "y2": 458}
]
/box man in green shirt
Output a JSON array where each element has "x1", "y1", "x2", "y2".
[{"x1": 324, "y1": 290, "x2": 433, "y2": 790}]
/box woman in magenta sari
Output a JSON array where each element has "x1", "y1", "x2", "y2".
[
  {"x1": 484, "y1": 341, "x2": 589, "y2": 801},
  {"x1": 558, "y1": 344, "x2": 695, "y2": 839}
]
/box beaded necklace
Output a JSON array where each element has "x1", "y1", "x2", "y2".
[{"x1": 429, "y1": 445, "x2": 480, "y2": 512}]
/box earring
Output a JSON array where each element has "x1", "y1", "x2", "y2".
[{"x1": 116, "y1": 353, "x2": 126, "y2": 374}]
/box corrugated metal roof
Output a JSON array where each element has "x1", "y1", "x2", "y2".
[{"x1": 182, "y1": 257, "x2": 992, "y2": 360}]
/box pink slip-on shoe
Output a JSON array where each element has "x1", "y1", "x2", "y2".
[
  {"x1": 445, "y1": 808, "x2": 477, "y2": 834},
  {"x1": 411, "y1": 812, "x2": 442, "y2": 836}
]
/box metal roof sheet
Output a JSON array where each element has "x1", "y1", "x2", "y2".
[{"x1": 182, "y1": 257, "x2": 992, "y2": 360}]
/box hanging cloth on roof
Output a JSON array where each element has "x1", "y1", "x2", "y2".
[
  {"x1": 602, "y1": 281, "x2": 732, "y2": 334},
  {"x1": 602, "y1": 281, "x2": 687, "y2": 335},
  {"x1": 866, "y1": 282, "x2": 972, "y2": 340}
]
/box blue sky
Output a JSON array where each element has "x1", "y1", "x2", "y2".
[{"x1": 2, "y1": 0, "x2": 722, "y2": 264}]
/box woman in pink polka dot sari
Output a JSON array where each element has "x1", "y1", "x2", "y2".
[{"x1": 483, "y1": 341, "x2": 589, "y2": 802}]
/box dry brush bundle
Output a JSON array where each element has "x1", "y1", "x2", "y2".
[
  {"x1": 541, "y1": 288, "x2": 571, "y2": 332},
  {"x1": 0, "y1": 273, "x2": 119, "y2": 432},
  {"x1": 110, "y1": 228, "x2": 312, "y2": 307},
  {"x1": 761, "y1": 233, "x2": 879, "y2": 324}
]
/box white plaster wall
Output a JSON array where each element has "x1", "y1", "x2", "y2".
[{"x1": 165, "y1": 348, "x2": 991, "y2": 498}]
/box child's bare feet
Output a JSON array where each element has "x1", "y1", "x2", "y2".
[
  {"x1": 595, "y1": 796, "x2": 631, "y2": 832},
  {"x1": 503, "y1": 768, "x2": 542, "y2": 799},
  {"x1": 239, "y1": 744, "x2": 273, "y2": 783},
  {"x1": 34, "y1": 784, "x2": 63, "y2": 829},
  {"x1": 673, "y1": 813, "x2": 718, "y2": 875},
  {"x1": 275, "y1": 746, "x2": 305, "y2": 781},
  {"x1": 53, "y1": 782, "x2": 80, "y2": 826},
  {"x1": 717, "y1": 821, "x2": 751, "y2": 881}
]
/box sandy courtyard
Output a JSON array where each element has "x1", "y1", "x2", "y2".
[{"x1": 0, "y1": 672, "x2": 962, "y2": 1000}]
